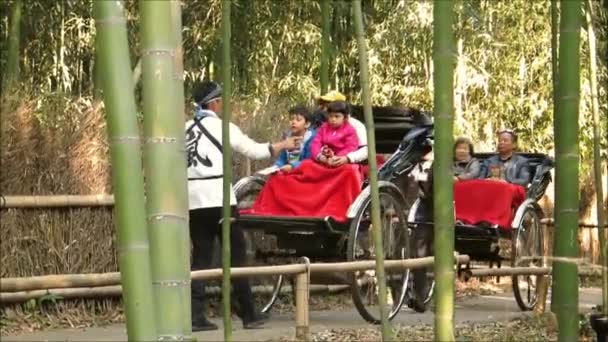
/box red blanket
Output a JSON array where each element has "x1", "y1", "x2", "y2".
[
  {"x1": 454, "y1": 179, "x2": 526, "y2": 230},
  {"x1": 243, "y1": 160, "x2": 362, "y2": 222}
]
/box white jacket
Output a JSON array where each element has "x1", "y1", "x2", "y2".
[
  {"x1": 186, "y1": 110, "x2": 270, "y2": 210},
  {"x1": 347, "y1": 117, "x2": 369, "y2": 163}
]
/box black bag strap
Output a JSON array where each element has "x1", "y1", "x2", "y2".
[{"x1": 189, "y1": 117, "x2": 223, "y2": 153}]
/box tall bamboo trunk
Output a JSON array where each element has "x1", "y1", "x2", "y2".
[
  {"x1": 585, "y1": 0, "x2": 607, "y2": 316},
  {"x1": 221, "y1": 0, "x2": 234, "y2": 340},
  {"x1": 5, "y1": 0, "x2": 22, "y2": 89},
  {"x1": 432, "y1": 0, "x2": 456, "y2": 341},
  {"x1": 140, "y1": 0, "x2": 191, "y2": 338},
  {"x1": 92, "y1": 1, "x2": 156, "y2": 340},
  {"x1": 169, "y1": 0, "x2": 192, "y2": 333},
  {"x1": 320, "y1": 0, "x2": 331, "y2": 94},
  {"x1": 551, "y1": 0, "x2": 582, "y2": 341},
  {"x1": 536, "y1": 0, "x2": 561, "y2": 316},
  {"x1": 352, "y1": 1, "x2": 390, "y2": 340}
]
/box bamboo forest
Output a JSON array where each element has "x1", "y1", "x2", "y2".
[{"x1": 1, "y1": 0, "x2": 607, "y2": 341}]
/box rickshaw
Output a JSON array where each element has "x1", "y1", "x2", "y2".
[
  {"x1": 406, "y1": 151, "x2": 554, "y2": 312},
  {"x1": 234, "y1": 106, "x2": 433, "y2": 323}
]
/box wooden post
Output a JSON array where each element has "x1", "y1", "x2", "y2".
[{"x1": 295, "y1": 271, "x2": 310, "y2": 341}]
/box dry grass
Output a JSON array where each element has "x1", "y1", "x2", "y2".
[
  {"x1": 270, "y1": 314, "x2": 597, "y2": 342},
  {"x1": 1, "y1": 94, "x2": 114, "y2": 278},
  {"x1": 0, "y1": 92, "x2": 294, "y2": 334},
  {"x1": 0, "y1": 299, "x2": 123, "y2": 335}
]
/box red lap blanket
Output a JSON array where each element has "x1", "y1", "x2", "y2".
[
  {"x1": 243, "y1": 160, "x2": 363, "y2": 222},
  {"x1": 454, "y1": 179, "x2": 526, "y2": 230}
]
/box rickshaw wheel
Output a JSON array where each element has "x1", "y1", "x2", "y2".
[
  {"x1": 235, "y1": 176, "x2": 286, "y2": 314},
  {"x1": 347, "y1": 185, "x2": 410, "y2": 324},
  {"x1": 512, "y1": 203, "x2": 545, "y2": 311}
]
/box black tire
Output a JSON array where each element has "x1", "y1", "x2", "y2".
[
  {"x1": 235, "y1": 176, "x2": 286, "y2": 314},
  {"x1": 347, "y1": 185, "x2": 410, "y2": 324},
  {"x1": 512, "y1": 203, "x2": 545, "y2": 311}
]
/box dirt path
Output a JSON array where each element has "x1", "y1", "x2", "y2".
[{"x1": 2, "y1": 288, "x2": 601, "y2": 341}]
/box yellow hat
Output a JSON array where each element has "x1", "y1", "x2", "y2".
[{"x1": 318, "y1": 90, "x2": 346, "y2": 102}]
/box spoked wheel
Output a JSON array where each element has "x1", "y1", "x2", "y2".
[
  {"x1": 235, "y1": 176, "x2": 286, "y2": 314},
  {"x1": 512, "y1": 203, "x2": 546, "y2": 311},
  {"x1": 347, "y1": 185, "x2": 410, "y2": 324}
]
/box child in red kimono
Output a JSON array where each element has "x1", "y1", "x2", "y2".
[{"x1": 310, "y1": 101, "x2": 359, "y2": 167}]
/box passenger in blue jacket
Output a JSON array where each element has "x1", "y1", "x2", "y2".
[
  {"x1": 275, "y1": 105, "x2": 317, "y2": 172},
  {"x1": 482, "y1": 129, "x2": 530, "y2": 187}
]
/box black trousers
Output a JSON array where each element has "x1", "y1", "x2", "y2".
[
  {"x1": 189, "y1": 206, "x2": 256, "y2": 323},
  {"x1": 412, "y1": 199, "x2": 434, "y2": 303}
]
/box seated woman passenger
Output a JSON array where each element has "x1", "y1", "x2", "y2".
[
  {"x1": 482, "y1": 129, "x2": 530, "y2": 186},
  {"x1": 453, "y1": 137, "x2": 480, "y2": 181},
  {"x1": 274, "y1": 105, "x2": 316, "y2": 172},
  {"x1": 311, "y1": 101, "x2": 359, "y2": 167}
]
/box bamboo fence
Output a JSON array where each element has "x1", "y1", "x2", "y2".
[
  {"x1": 1, "y1": 254, "x2": 470, "y2": 340},
  {"x1": 2, "y1": 256, "x2": 469, "y2": 293},
  {"x1": 1, "y1": 195, "x2": 114, "y2": 208},
  {"x1": 0, "y1": 284, "x2": 349, "y2": 304}
]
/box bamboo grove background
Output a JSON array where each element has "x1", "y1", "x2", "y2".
[{"x1": 1, "y1": 0, "x2": 607, "y2": 284}]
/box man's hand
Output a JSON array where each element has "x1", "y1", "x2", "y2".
[
  {"x1": 330, "y1": 156, "x2": 349, "y2": 167},
  {"x1": 280, "y1": 164, "x2": 293, "y2": 172},
  {"x1": 283, "y1": 136, "x2": 302, "y2": 150},
  {"x1": 270, "y1": 136, "x2": 302, "y2": 156},
  {"x1": 453, "y1": 176, "x2": 459, "y2": 182}
]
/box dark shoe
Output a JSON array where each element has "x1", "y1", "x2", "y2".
[
  {"x1": 407, "y1": 297, "x2": 427, "y2": 313},
  {"x1": 192, "y1": 319, "x2": 219, "y2": 332},
  {"x1": 243, "y1": 314, "x2": 269, "y2": 329}
]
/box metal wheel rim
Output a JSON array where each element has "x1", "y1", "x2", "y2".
[
  {"x1": 350, "y1": 192, "x2": 410, "y2": 320},
  {"x1": 513, "y1": 205, "x2": 543, "y2": 309},
  {"x1": 260, "y1": 275, "x2": 284, "y2": 313}
]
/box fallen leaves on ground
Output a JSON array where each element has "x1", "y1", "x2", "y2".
[{"x1": 270, "y1": 314, "x2": 596, "y2": 342}]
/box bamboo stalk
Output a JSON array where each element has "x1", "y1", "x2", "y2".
[
  {"x1": 5, "y1": 0, "x2": 22, "y2": 89},
  {"x1": 169, "y1": 0, "x2": 192, "y2": 334},
  {"x1": 1, "y1": 284, "x2": 349, "y2": 304},
  {"x1": 1, "y1": 273, "x2": 121, "y2": 292},
  {"x1": 221, "y1": 0, "x2": 233, "y2": 340},
  {"x1": 320, "y1": 0, "x2": 331, "y2": 94},
  {"x1": 0, "y1": 195, "x2": 114, "y2": 208},
  {"x1": 466, "y1": 267, "x2": 551, "y2": 278},
  {"x1": 352, "y1": 1, "x2": 390, "y2": 339},
  {"x1": 295, "y1": 271, "x2": 310, "y2": 341},
  {"x1": 534, "y1": 276, "x2": 549, "y2": 314},
  {"x1": 93, "y1": 1, "x2": 156, "y2": 340},
  {"x1": 551, "y1": 1, "x2": 582, "y2": 341},
  {"x1": 433, "y1": 0, "x2": 456, "y2": 341},
  {"x1": 585, "y1": 0, "x2": 607, "y2": 317},
  {"x1": 2, "y1": 256, "x2": 468, "y2": 293},
  {"x1": 140, "y1": 0, "x2": 190, "y2": 338}
]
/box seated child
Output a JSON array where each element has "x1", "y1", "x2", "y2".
[
  {"x1": 274, "y1": 105, "x2": 316, "y2": 172},
  {"x1": 310, "y1": 101, "x2": 359, "y2": 167}
]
